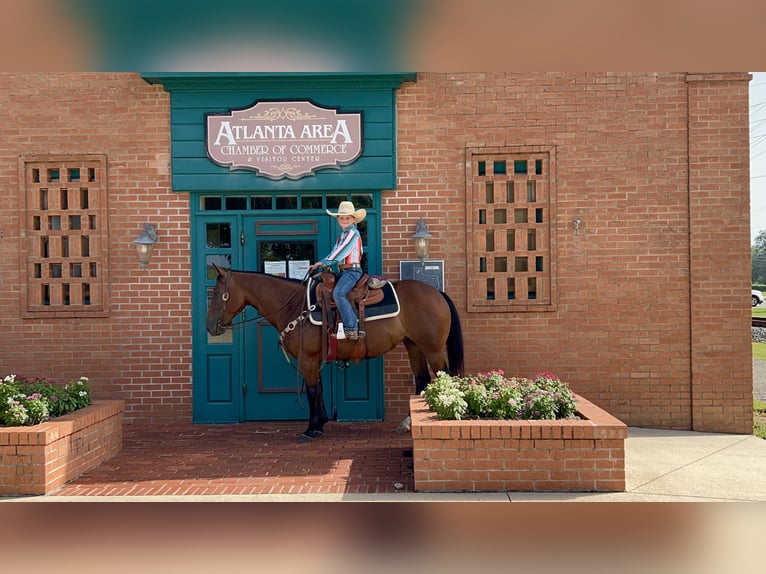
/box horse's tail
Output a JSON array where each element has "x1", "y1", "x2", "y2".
[{"x1": 441, "y1": 292, "x2": 465, "y2": 376}]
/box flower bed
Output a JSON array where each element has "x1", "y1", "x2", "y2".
[
  {"x1": 1, "y1": 374, "x2": 92, "y2": 425},
  {"x1": 410, "y1": 394, "x2": 627, "y2": 492},
  {"x1": 422, "y1": 371, "x2": 577, "y2": 421},
  {"x1": 0, "y1": 400, "x2": 124, "y2": 496}
]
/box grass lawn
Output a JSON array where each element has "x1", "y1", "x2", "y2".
[
  {"x1": 754, "y1": 307, "x2": 766, "y2": 317},
  {"x1": 753, "y1": 343, "x2": 766, "y2": 360}
]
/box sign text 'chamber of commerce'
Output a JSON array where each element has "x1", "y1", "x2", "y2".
[{"x1": 206, "y1": 101, "x2": 363, "y2": 180}]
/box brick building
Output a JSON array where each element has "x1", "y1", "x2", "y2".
[{"x1": 0, "y1": 72, "x2": 753, "y2": 433}]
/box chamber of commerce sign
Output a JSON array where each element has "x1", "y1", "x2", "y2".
[{"x1": 206, "y1": 100, "x2": 363, "y2": 180}]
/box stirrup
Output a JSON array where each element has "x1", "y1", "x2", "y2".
[{"x1": 344, "y1": 328, "x2": 359, "y2": 341}]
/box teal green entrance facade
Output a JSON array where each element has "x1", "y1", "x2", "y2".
[{"x1": 144, "y1": 73, "x2": 414, "y2": 423}]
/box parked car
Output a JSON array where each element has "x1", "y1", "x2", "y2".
[{"x1": 753, "y1": 290, "x2": 764, "y2": 307}]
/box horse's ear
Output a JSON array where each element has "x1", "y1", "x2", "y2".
[{"x1": 212, "y1": 262, "x2": 222, "y2": 277}]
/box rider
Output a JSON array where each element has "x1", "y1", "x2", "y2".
[{"x1": 309, "y1": 201, "x2": 366, "y2": 341}]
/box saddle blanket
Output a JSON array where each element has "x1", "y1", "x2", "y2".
[{"x1": 307, "y1": 280, "x2": 400, "y2": 326}]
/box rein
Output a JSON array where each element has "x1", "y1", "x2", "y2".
[{"x1": 217, "y1": 269, "x2": 310, "y2": 332}]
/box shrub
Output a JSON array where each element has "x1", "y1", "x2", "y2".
[
  {"x1": 1, "y1": 374, "x2": 92, "y2": 426},
  {"x1": 421, "y1": 371, "x2": 467, "y2": 420},
  {"x1": 422, "y1": 370, "x2": 578, "y2": 421}
]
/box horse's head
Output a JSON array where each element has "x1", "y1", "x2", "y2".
[{"x1": 206, "y1": 264, "x2": 246, "y2": 336}]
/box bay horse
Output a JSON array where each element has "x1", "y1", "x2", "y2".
[{"x1": 205, "y1": 264, "x2": 464, "y2": 441}]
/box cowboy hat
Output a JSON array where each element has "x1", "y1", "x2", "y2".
[{"x1": 326, "y1": 200, "x2": 366, "y2": 223}]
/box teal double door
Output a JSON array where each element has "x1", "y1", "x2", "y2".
[{"x1": 192, "y1": 207, "x2": 383, "y2": 423}]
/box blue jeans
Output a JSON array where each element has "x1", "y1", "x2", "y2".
[{"x1": 332, "y1": 268, "x2": 363, "y2": 330}]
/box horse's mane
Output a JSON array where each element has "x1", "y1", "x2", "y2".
[{"x1": 230, "y1": 268, "x2": 305, "y2": 285}]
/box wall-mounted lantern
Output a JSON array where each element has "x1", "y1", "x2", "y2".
[
  {"x1": 412, "y1": 218, "x2": 433, "y2": 262},
  {"x1": 133, "y1": 223, "x2": 157, "y2": 267}
]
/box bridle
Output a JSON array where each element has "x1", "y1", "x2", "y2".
[
  {"x1": 210, "y1": 269, "x2": 240, "y2": 333},
  {"x1": 211, "y1": 268, "x2": 319, "y2": 402},
  {"x1": 212, "y1": 268, "x2": 313, "y2": 335},
  {"x1": 209, "y1": 267, "x2": 341, "y2": 407}
]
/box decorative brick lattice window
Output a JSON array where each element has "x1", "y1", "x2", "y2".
[
  {"x1": 19, "y1": 155, "x2": 110, "y2": 318},
  {"x1": 466, "y1": 147, "x2": 556, "y2": 312}
]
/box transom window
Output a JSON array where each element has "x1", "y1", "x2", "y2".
[
  {"x1": 198, "y1": 193, "x2": 372, "y2": 213},
  {"x1": 197, "y1": 192, "x2": 374, "y2": 242},
  {"x1": 466, "y1": 147, "x2": 556, "y2": 312}
]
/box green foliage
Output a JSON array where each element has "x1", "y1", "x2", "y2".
[
  {"x1": 422, "y1": 370, "x2": 578, "y2": 421},
  {"x1": 1, "y1": 374, "x2": 92, "y2": 426},
  {"x1": 753, "y1": 231, "x2": 766, "y2": 284},
  {"x1": 464, "y1": 371, "x2": 524, "y2": 419},
  {"x1": 421, "y1": 371, "x2": 468, "y2": 420},
  {"x1": 755, "y1": 400, "x2": 766, "y2": 440}
]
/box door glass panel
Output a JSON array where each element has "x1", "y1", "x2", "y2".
[
  {"x1": 206, "y1": 223, "x2": 231, "y2": 248},
  {"x1": 355, "y1": 219, "x2": 368, "y2": 245},
  {"x1": 259, "y1": 241, "x2": 315, "y2": 278},
  {"x1": 206, "y1": 254, "x2": 231, "y2": 279}
]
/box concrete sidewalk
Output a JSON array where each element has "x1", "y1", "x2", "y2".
[
  {"x1": 506, "y1": 427, "x2": 766, "y2": 502},
  {"x1": 6, "y1": 426, "x2": 766, "y2": 502}
]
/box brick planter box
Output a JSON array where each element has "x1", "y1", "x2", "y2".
[
  {"x1": 0, "y1": 400, "x2": 124, "y2": 496},
  {"x1": 410, "y1": 395, "x2": 627, "y2": 492}
]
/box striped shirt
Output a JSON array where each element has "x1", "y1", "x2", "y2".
[{"x1": 321, "y1": 225, "x2": 363, "y2": 271}]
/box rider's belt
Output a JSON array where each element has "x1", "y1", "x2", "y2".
[{"x1": 339, "y1": 263, "x2": 361, "y2": 270}]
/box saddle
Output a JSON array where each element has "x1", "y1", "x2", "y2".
[
  {"x1": 314, "y1": 271, "x2": 386, "y2": 364},
  {"x1": 315, "y1": 272, "x2": 385, "y2": 331}
]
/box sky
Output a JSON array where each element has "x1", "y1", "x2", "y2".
[{"x1": 751, "y1": 72, "x2": 766, "y2": 242}]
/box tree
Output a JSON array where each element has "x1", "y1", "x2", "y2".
[{"x1": 753, "y1": 229, "x2": 766, "y2": 285}]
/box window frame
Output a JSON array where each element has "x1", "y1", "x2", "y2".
[
  {"x1": 465, "y1": 145, "x2": 557, "y2": 313},
  {"x1": 18, "y1": 154, "x2": 110, "y2": 319}
]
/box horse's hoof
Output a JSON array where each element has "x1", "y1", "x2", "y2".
[{"x1": 299, "y1": 430, "x2": 324, "y2": 442}]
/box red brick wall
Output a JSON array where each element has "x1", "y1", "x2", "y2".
[
  {"x1": 0, "y1": 400, "x2": 124, "y2": 495},
  {"x1": 0, "y1": 72, "x2": 752, "y2": 433},
  {"x1": 0, "y1": 73, "x2": 190, "y2": 425},
  {"x1": 385, "y1": 72, "x2": 752, "y2": 433},
  {"x1": 687, "y1": 74, "x2": 753, "y2": 432}
]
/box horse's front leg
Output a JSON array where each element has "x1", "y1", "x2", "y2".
[{"x1": 300, "y1": 377, "x2": 330, "y2": 442}]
